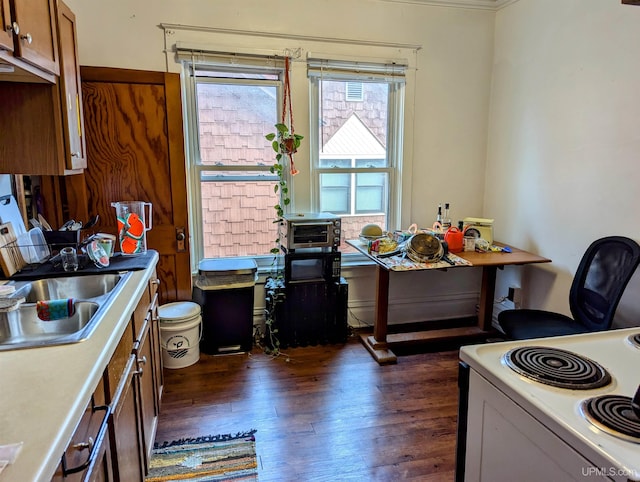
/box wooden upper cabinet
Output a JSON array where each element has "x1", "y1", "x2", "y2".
[
  {"x1": 10, "y1": 0, "x2": 59, "y2": 76},
  {"x1": 0, "y1": 0, "x2": 14, "y2": 52},
  {"x1": 57, "y1": 0, "x2": 85, "y2": 169},
  {"x1": 0, "y1": 0, "x2": 84, "y2": 175}
]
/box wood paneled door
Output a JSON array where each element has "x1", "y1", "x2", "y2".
[{"x1": 46, "y1": 67, "x2": 191, "y2": 303}]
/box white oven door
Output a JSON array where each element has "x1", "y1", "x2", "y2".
[{"x1": 464, "y1": 371, "x2": 610, "y2": 482}]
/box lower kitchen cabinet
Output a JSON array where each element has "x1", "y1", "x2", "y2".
[
  {"x1": 52, "y1": 270, "x2": 163, "y2": 481},
  {"x1": 109, "y1": 351, "x2": 145, "y2": 481},
  {"x1": 133, "y1": 270, "x2": 162, "y2": 467},
  {"x1": 52, "y1": 376, "x2": 113, "y2": 482}
]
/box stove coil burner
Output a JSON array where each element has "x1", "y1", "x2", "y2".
[
  {"x1": 582, "y1": 395, "x2": 640, "y2": 443},
  {"x1": 503, "y1": 346, "x2": 612, "y2": 390},
  {"x1": 628, "y1": 333, "x2": 640, "y2": 349}
]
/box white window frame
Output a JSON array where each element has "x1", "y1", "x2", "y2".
[
  {"x1": 308, "y1": 59, "x2": 406, "y2": 234},
  {"x1": 182, "y1": 59, "x2": 287, "y2": 268}
]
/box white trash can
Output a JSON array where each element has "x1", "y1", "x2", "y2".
[{"x1": 158, "y1": 301, "x2": 202, "y2": 369}]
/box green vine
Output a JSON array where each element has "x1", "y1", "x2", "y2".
[
  {"x1": 261, "y1": 123, "x2": 303, "y2": 358},
  {"x1": 265, "y1": 123, "x2": 303, "y2": 255}
]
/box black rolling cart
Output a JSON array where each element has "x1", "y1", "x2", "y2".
[{"x1": 265, "y1": 250, "x2": 348, "y2": 348}]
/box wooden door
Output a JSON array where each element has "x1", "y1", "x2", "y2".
[{"x1": 48, "y1": 67, "x2": 191, "y2": 304}]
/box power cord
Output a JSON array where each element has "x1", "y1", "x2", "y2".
[{"x1": 348, "y1": 307, "x2": 373, "y2": 329}]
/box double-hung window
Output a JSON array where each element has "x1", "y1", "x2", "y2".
[
  {"x1": 183, "y1": 59, "x2": 285, "y2": 261},
  {"x1": 308, "y1": 59, "x2": 406, "y2": 251}
]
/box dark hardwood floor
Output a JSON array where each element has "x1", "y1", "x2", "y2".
[{"x1": 154, "y1": 336, "x2": 461, "y2": 481}]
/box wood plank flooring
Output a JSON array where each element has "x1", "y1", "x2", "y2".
[{"x1": 154, "y1": 336, "x2": 461, "y2": 481}]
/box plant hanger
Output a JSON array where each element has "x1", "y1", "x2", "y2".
[{"x1": 281, "y1": 56, "x2": 299, "y2": 176}]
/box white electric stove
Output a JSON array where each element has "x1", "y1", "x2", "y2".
[{"x1": 456, "y1": 328, "x2": 640, "y2": 482}]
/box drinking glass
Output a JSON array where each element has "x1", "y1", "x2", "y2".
[{"x1": 60, "y1": 247, "x2": 79, "y2": 272}]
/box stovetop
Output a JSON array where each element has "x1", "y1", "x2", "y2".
[
  {"x1": 460, "y1": 327, "x2": 640, "y2": 480},
  {"x1": 503, "y1": 345, "x2": 612, "y2": 390}
]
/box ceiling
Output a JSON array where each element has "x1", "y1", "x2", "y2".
[{"x1": 379, "y1": 0, "x2": 518, "y2": 10}]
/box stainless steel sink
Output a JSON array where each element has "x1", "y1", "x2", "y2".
[
  {"x1": 17, "y1": 273, "x2": 124, "y2": 302},
  {"x1": 0, "y1": 302, "x2": 99, "y2": 348},
  {"x1": 0, "y1": 272, "x2": 132, "y2": 351}
]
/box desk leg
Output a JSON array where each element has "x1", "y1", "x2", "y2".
[
  {"x1": 360, "y1": 265, "x2": 397, "y2": 364},
  {"x1": 477, "y1": 266, "x2": 497, "y2": 332}
]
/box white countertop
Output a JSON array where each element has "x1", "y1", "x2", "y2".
[{"x1": 0, "y1": 251, "x2": 158, "y2": 482}]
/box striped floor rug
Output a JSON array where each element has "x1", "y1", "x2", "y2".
[{"x1": 146, "y1": 430, "x2": 258, "y2": 481}]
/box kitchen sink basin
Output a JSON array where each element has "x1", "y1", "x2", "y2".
[
  {"x1": 17, "y1": 273, "x2": 124, "y2": 302},
  {"x1": 0, "y1": 271, "x2": 132, "y2": 351},
  {"x1": 0, "y1": 302, "x2": 99, "y2": 348}
]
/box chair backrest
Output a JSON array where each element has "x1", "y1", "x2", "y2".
[{"x1": 570, "y1": 236, "x2": 640, "y2": 331}]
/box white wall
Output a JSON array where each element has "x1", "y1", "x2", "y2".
[
  {"x1": 487, "y1": 0, "x2": 640, "y2": 326},
  {"x1": 65, "y1": 0, "x2": 497, "y2": 326},
  {"x1": 66, "y1": 0, "x2": 495, "y2": 227}
]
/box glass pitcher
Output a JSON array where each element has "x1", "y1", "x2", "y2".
[{"x1": 111, "y1": 201, "x2": 153, "y2": 255}]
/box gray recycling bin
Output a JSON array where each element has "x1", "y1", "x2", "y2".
[{"x1": 192, "y1": 258, "x2": 257, "y2": 354}]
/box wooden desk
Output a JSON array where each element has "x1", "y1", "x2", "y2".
[{"x1": 347, "y1": 240, "x2": 551, "y2": 364}]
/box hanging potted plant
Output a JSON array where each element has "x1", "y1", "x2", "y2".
[
  {"x1": 264, "y1": 56, "x2": 303, "y2": 253},
  {"x1": 260, "y1": 56, "x2": 303, "y2": 358},
  {"x1": 265, "y1": 123, "x2": 303, "y2": 227}
]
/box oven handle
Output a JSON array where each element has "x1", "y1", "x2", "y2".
[{"x1": 291, "y1": 221, "x2": 333, "y2": 228}]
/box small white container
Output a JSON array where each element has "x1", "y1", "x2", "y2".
[
  {"x1": 158, "y1": 302, "x2": 202, "y2": 369},
  {"x1": 18, "y1": 228, "x2": 50, "y2": 264}
]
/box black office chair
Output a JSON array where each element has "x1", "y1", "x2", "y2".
[{"x1": 498, "y1": 236, "x2": 640, "y2": 340}]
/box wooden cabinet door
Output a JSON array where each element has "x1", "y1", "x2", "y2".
[
  {"x1": 56, "y1": 0, "x2": 85, "y2": 170},
  {"x1": 10, "y1": 0, "x2": 59, "y2": 75},
  {"x1": 0, "y1": 1, "x2": 84, "y2": 175},
  {"x1": 65, "y1": 67, "x2": 191, "y2": 304},
  {"x1": 0, "y1": 0, "x2": 13, "y2": 52},
  {"x1": 149, "y1": 289, "x2": 163, "y2": 409},
  {"x1": 136, "y1": 317, "x2": 157, "y2": 468},
  {"x1": 110, "y1": 354, "x2": 145, "y2": 482}
]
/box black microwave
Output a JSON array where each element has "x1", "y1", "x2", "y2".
[
  {"x1": 281, "y1": 212, "x2": 341, "y2": 252},
  {"x1": 284, "y1": 251, "x2": 341, "y2": 283}
]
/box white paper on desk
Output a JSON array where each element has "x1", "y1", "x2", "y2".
[{"x1": 0, "y1": 195, "x2": 27, "y2": 235}]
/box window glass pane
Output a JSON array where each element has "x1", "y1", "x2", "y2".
[
  {"x1": 200, "y1": 179, "x2": 279, "y2": 258},
  {"x1": 193, "y1": 71, "x2": 281, "y2": 259},
  {"x1": 315, "y1": 78, "x2": 393, "y2": 253},
  {"x1": 196, "y1": 82, "x2": 277, "y2": 167},
  {"x1": 320, "y1": 173, "x2": 350, "y2": 214},
  {"x1": 356, "y1": 172, "x2": 386, "y2": 213},
  {"x1": 319, "y1": 80, "x2": 388, "y2": 149}
]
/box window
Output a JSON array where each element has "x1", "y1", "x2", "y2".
[
  {"x1": 183, "y1": 62, "x2": 284, "y2": 260},
  {"x1": 309, "y1": 59, "x2": 405, "y2": 252}
]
